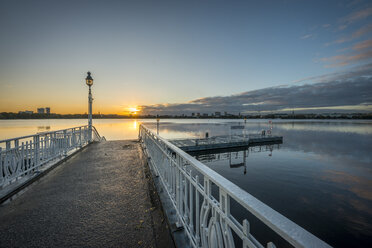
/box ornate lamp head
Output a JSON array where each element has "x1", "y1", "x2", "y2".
[{"x1": 85, "y1": 71, "x2": 93, "y2": 86}]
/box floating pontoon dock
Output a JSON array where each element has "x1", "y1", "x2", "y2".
[{"x1": 169, "y1": 134, "x2": 283, "y2": 152}]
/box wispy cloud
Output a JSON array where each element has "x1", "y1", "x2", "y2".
[
  {"x1": 321, "y1": 50, "x2": 372, "y2": 67},
  {"x1": 346, "y1": 0, "x2": 364, "y2": 8},
  {"x1": 345, "y1": 7, "x2": 372, "y2": 24},
  {"x1": 140, "y1": 64, "x2": 372, "y2": 114},
  {"x1": 338, "y1": 24, "x2": 348, "y2": 31},
  {"x1": 339, "y1": 7, "x2": 372, "y2": 30},
  {"x1": 322, "y1": 23, "x2": 332, "y2": 28},
  {"x1": 353, "y1": 39, "x2": 372, "y2": 50},
  {"x1": 327, "y1": 23, "x2": 372, "y2": 46},
  {"x1": 352, "y1": 23, "x2": 372, "y2": 38},
  {"x1": 322, "y1": 24, "x2": 331, "y2": 28},
  {"x1": 300, "y1": 34, "x2": 313, "y2": 40}
]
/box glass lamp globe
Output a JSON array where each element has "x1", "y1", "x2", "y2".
[{"x1": 85, "y1": 72, "x2": 93, "y2": 86}]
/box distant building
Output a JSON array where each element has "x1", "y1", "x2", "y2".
[
  {"x1": 46, "y1": 107, "x2": 50, "y2": 114},
  {"x1": 273, "y1": 113, "x2": 288, "y2": 118},
  {"x1": 202, "y1": 113, "x2": 208, "y2": 117},
  {"x1": 191, "y1": 113, "x2": 195, "y2": 117},
  {"x1": 215, "y1": 112, "x2": 221, "y2": 117},
  {"x1": 197, "y1": 113, "x2": 200, "y2": 117},
  {"x1": 224, "y1": 111, "x2": 228, "y2": 116},
  {"x1": 37, "y1": 108, "x2": 45, "y2": 114},
  {"x1": 19, "y1": 110, "x2": 33, "y2": 114}
]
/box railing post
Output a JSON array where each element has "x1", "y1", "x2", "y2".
[
  {"x1": 176, "y1": 154, "x2": 182, "y2": 228},
  {"x1": 189, "y1": 169, "x2": 194, "y2": 234},
  {"x1": 0, "y1": 147, "x2": 3, "y2": 187},
  {"x1": 71, "y1": 129, "x2": 75, "y2": 148},
  {"x1": 33, "y1": 135, "x2": 40, "y2": 168},
  {"x1": 242, "y1": 219, "x2": 250, "y2": 248},
  {"x1": 63, "y1": 130, "x2": 67, "y2": 156},
  {"x1": 52, "y1": 132, "x2": 56, "y2": 156},
  {"x1": 79, "y1": 127, "x2": 82, "y2": 147},
  {"x1": 195, "y1": 175, "x2": 200, "y2": 246}
]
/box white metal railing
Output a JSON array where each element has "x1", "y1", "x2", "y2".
[
  {"x1": 0, "y1": 125, "x2": 104, "y2": 188},
  {"x1": 139, "y1": 124, "x2": 331, "y2": 248}
]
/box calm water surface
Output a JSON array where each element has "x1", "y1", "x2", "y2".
[{"x1": 1, "y1": 119, "x2": 371, "y2": 247}]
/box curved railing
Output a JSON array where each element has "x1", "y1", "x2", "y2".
[
  {"x1": 0, "y1": 125, "x2": 103, "y2": 188},
  {"x1": 93, "y1": 126, "x2": 106, "y2": 141},
  {"x1": 139, "y1": 124, "x2": 331, "y2": 248}
]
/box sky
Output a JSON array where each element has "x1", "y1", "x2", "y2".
[{"x1": 0, "y1": 0, "x2": 371, "y2": 114}]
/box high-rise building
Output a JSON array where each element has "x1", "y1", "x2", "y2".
[
  {"x1": 46, "y1": 107, "x2": 50, "y2": 114},
  {"x1": 215, "y1": 112, "x2": 221, "y2": 117},
  {"x1": 37, "y1": 108, "x2": 45, "y2": 114}
]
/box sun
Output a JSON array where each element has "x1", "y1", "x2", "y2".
[
  {"x1": 127, "y1": 107, "x2": 140, "y2": 115},
  {"x1": 128, "y1": 107, "x2": 138, "y2": 112}
]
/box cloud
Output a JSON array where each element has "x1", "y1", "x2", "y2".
[
  {"x1": 327, "y1": 23, "x2": 372, "y2": 46},
  {"x1": 353, "y1": 39, "x2": 372, "y2": 50},
  {"x1": 346, "y1": 0, "x2": 364, "y2": 7},
  {"x1": 352, "y1": 23, "x2": 372, "y2": 39},
  {"x1": 300, "y1": 34, "x2": 313, "y2": 40},
  {"x1": 140, "y1": 64, "x2": 372, "y2": 115},
  {"x1": 338, "y1": 7, "x2": 372, "y2": 30},
  {"x1": 320, "y1": 49, "x2": 372, "y2": 67},
  {"x1": 322, "y1": 24, "x2": 331, "y2": 28},
  {"x1": 338, "y1": 24, "x2": 348, "y2": 31},
  {"x1": 344, "y1": 7, "x2": 372, "y2": 24}
]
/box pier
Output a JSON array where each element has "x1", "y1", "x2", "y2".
[
  {"x1": 0, "y1": 125, "x2": 331, "y2": 248},
  {"x1": 0, "y1": 140, "x2": 173, "y2": 247}
]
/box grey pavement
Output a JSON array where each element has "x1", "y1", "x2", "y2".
[{"x1": 0, "y1": 140, "x2": 174, "y2": 248}]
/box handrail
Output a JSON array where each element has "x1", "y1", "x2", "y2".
[
  {"x1": 92, "y1": 126, "x2": 106, "y2": 141},
  {"x1": 139, "y1": 124, "x2": 331, "y2": 248},
  {"x1": 0, "y1": 125, "x2": 104, "y2": 188},
  {"x1": 0, "y1": 125, "x2": 91, "y2": 144}
]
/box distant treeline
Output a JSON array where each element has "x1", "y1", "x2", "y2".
[{"x1": 1, "y1": 112, "x2": 372, "y2": 119}]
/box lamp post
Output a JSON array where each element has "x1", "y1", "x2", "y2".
[{"x1": 85, "y1": 71, "x2": 93, "y2": 142}]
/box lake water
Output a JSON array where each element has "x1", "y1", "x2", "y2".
[{"x1": 1, "y1": 119, "x2": 371, "y2": 247}]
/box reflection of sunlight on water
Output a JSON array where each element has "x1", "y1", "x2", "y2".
[
  {"x1": 0, "y1": 119, "x2": 157, "y2": 141},
  {"x1": 93, "y1": 120, "x2": 144, "y2": 140}
]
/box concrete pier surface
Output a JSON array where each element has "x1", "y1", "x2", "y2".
[{"x1": 0, "y1": 140, "x2": 174, "y2": 248}]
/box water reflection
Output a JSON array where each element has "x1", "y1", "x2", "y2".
[
  {"x1": 194, "y1": 144, "x2": 281, "y2": 175},
  {"x1": 37, "y1": 126, "x2": 51, "y2": 131},
  {"x1": 0, "y1": 119, "x2": 156, "y2": 141},
  {"x1": 154, "y1": 121, "x2": 372, "y2": 247}
]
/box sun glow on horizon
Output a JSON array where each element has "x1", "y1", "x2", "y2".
[
  {"x1": 128, "y1": 107, "x2": 139, "y2": 112},
  {"x1": 119, "y1": 107, "x2": 141, "y2": 115}
]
